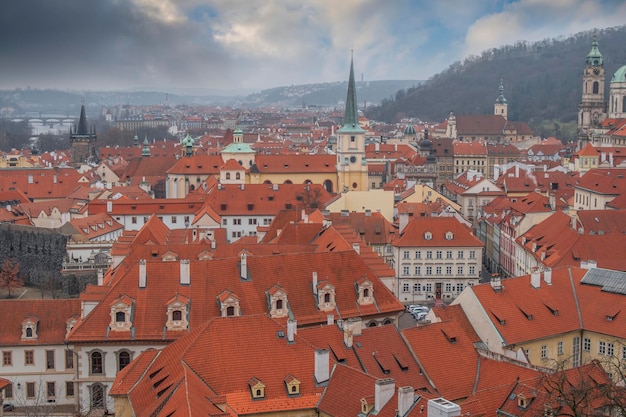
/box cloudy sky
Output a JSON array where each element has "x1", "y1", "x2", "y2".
[{"x1": 1, "y1": 0, "x2": 625, "y2": 93}]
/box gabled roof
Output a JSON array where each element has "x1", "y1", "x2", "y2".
[
  {"x1": 114, "y1": 315, "x2": 327, "y2": 416},
  {"x1": 64, "y1": 212, "x2": 123, "y2": 241},
  {"x1": 467, "y1": 266, "x2": 626, "y2": 346}
]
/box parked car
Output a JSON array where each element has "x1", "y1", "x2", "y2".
[
  {"x1": 3, "y1": 403, "x2": 14, "y2": 411},
  {"x1": 407, "y1": 304, "x2": 428, "y2": 313},
  {"x1": 413, "y1": 311, "x2": 429, "y2": 321}
]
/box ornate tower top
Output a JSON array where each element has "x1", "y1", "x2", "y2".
[
  {"x1": 495, "y1": 79, "x2": 507, "y2": 104},
  {"x1": 586, "y1": 34, "x2": 603, "y2": 67}
]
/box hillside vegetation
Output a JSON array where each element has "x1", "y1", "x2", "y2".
[{"x1": 366, "y1": 25, "x2": 626, "y2": 138}]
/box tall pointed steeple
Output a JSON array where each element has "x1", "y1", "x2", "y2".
[
  {"x1": 335, "y1": 54, "x2": 368, "y2": 192},
  {"x1": 70, "y1": 100, "x2": 97, "y2": 165},
  {"x1": 338, "y1": 54, "x2": 364, "y2": 134},
  {"x1": 76, "y1": 103, "x2": 89, "y2": 135}
]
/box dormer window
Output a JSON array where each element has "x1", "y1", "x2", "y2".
[
  {"x1": 109, "y1": 295, "x2": 134, "y2": 332},
  {"x1": 445, "y1": 231, "x2": 454, "y2": 240},
  {"x1": 284, "y1": 374, "x2": 301, "y2": 396},
  {"x1": 249, "y1": 378, "x2": 265, "y2": 399},
  {"x1": 166, "y1": 294, "x2": 190, "y2": 331},
  {"x1": 21, "y1": 317, "x2": 39, "y2": 340},
  {"x1": 218, "y1": 290, "x2": 241, "y2": 318},
  {"x1": 66, "y1": 317, "x2": 77, "y2": 337},
  {"x1": 357, "y1": 278, "x2": 374, "y2": 306},
  {"x1": 317, "y1": 283, "x2": 336, "y2": 312},
  {"x1": 268, "y1": 285, "x2": 289, "y2": 318},
  {"x1": 424, "y1": 231, "x2": 433, "y2": 240}
]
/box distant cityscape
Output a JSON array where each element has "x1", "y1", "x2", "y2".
[{"x1": 0, "y1": 35, "x2": 625, "y2": 417}]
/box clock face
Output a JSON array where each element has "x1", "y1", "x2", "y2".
[
  {"x1": 349, "y1": 156, "x2": 357, "y2": 163},
  {"x1": 593, "y1": 68, "x2": 600, "y2": 75}
]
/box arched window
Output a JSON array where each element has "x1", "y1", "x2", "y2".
[
  {"x1": 226, "y1": 172, "x2": 231, "y2": 180},
  {"x1": 363, "y1": 288, "x2": 369, "y2": 298},
  {"x1": 91, "y1": 352, "x2": 103, "y2": 374},
  {"x1": 172, "y1": 310, "x2": 182, "y2": 321},
  {"x1": 324, "y1": 293, "x2": 331, "y2": 303},
  {"x1": 276, "y1": 299, "x2": 283, "y2": 310},
  {"x1": 91, "y1": 384, "x2": 105, "y2": 409},
  {"x1": 368, "y1": 321, "x2": 377, "y2": 327},
  {"x1": 291, "y1": 385, "x2": 297, "y2": 393},
  {"x1": 283, "y1": 180, "x2": 293, "y2": 184},
  {"x1": 26, "y1": 328, "x2": 33, "y2": 337},
  {"x1": 226, "y1": 306, "x2": 235, "y2": 316},
  {"x1": 256, "y1": 389, "x2": 261, "y2": 397},
  {"x1": 118, "y1": 351, "x2": 131, "y2": 371},
  {"x1": 623, "y1": 96, "x2": 626, "y2": 113},
  {"x1": 323, "y1": 180, "x2": 333, "y2": 193},
  {"x1": 593, "y1": 81, "x2": 599, "y2": 94},
  {"x1": 236, "y1": 172, "x2": 241, "y2": 180},
  {"x1": 115, "y1": 311, "x2": 125, "y2": 322}
]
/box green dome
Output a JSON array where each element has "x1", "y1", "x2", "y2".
[{"x1": 611, "y1": 65, "x2": 626, "y2": 83}]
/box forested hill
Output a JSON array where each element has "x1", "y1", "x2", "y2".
[{"x1": 366, "y1": 25, "x2": 626, "y2": 128}]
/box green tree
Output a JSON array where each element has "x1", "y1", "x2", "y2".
[{"x1": 0, "y1": 258, "x2": 23, "y2": 297}]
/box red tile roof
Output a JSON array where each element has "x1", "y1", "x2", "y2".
[
  {"x1": 393, "y1": 216, "x2": 483, "y2": 248},
  {"x1": 0, "y1": 299, "x2": 80, "y2": 345}
]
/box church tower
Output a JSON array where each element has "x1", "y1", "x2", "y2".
[
  {"x1": 578, "y1": 35, "x2": 606, "y2": 144},
  {"x1": 70, "y1": 103, "x2": 97, "y2": 164},
  {"x1": 494, "y1": 79, "x2": 508, "y2": 120},
  {"x1": 336, "y1": 56, "x2": 368, "y2": 192}
]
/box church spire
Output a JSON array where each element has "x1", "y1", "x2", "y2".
[
  {"x1": 338, "y1": 53, "x2": 364, "y2": 133},
  {"x1": 77, "y1": 102, "x2": 89, "y2": 135}
]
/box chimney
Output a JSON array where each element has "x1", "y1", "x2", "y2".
[
  {"x1": 211, "y1": 240, "x2": 216, "y2": 249},
  {"x1": 240, "y1": 253, "x2": 248, "y2": 280},
  {"x1": 180, "y1": 259, "x2": 190, "y2": 285},
  {"x1": 375, "y1": 378, "x2": 395, "y2": 412},
  {"x1": 106, "y1": 200, "x2": 113, "y2": 213},
  {"x1": 327, "y1": 314, "x2": 334, "y2": 325},
  {"x1": 343, "y1": 317, "x2": 362, "y2": 347},
  {"x1": 515, "y1": 165, "x2": 520, "y2": 177},
  {"x1": 97, "y1": 269, "x2": 104, "y2": 286},
  {"x1": 352, "y1": 242, "x2": 360, "y2": 254},
  {"x1": 530, "y1": 267, "x2": 540, "y2": 288},
  {"x1": 314, "y1": 349, "x2": 329, "y2": 384},
  {"x1": 543, "y1": 267, "x2": 552, "y2": 285},
  {"x1": 139, "y1": 259, "x2": 147, "y2": 288},
  {"x1": 287, "y1": 319, "x2": 297, "y2": 343},
  {"x1": 490, "y1": 275, "x2": 503, "y2": 292},
  {"x1": 312, "y1": 272, "x2": 318, "y2": 294},
  {"x1": 581, "y1": 260, "x2": 597, "y2": 270},
  {"x1": 427, "y1": 398, "x2": 461, "y2": 417},
  {"x1": 571, "y1": 215, "x2": 577, "y2": 230},
  {"x1": 398, "y1": 386, "x2": 414, "y2": 417}
]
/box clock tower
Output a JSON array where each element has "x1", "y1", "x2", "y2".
[
  {"x1": 336, "y1": 56, "x2": 368, "y2": 192},
  {"x1": 578, "y1": 35, "x2": 606, "y2": 146}
]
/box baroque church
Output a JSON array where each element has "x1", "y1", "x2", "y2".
[{"x1": 578, "y1": 35, "x2": 626, "y2": 149}]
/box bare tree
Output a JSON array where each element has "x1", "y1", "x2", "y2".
[{"x1": 0, "y1": 258, "x2": 23, "y2": 298}]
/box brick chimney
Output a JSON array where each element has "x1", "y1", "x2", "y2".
[
  {"x1": 287, "y1": 318, "x2": 297, "y2": 343},
  {"x1": 139, "y1": 259, "x2": 146, "y2": 288},
  {"x1": 180, "y1": 259, "x2": 190, "y2": 285},
  {"x1": 375, "y1": 378, "x2": 395, "y2": 412},
  {"x1": 314, "y1": 349, "x2": 329, "y2": 384},
  {"x1": 240, "y1": 253, "x2": 248, "y2": 280},
  {"x1": 398, "y1": 386, "x2": 415, "y2": 417}
]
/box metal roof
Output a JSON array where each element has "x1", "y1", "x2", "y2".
[{"x1": 581, "y1": 267, "x2": 626, "y2": 295}]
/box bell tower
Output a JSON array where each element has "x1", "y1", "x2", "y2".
[
  {"x1": 336, "y1": 55, "x2": 368, "y2": 192},
  {"x1": 494, "y1": 79, "x2": 508, "y2": 120},
  {"x1": 578, "y1": 35, "x2": 606, "y2": 146},
  {"x1": 70, "y1": 102, "x2": 97, "y2": 165}
]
